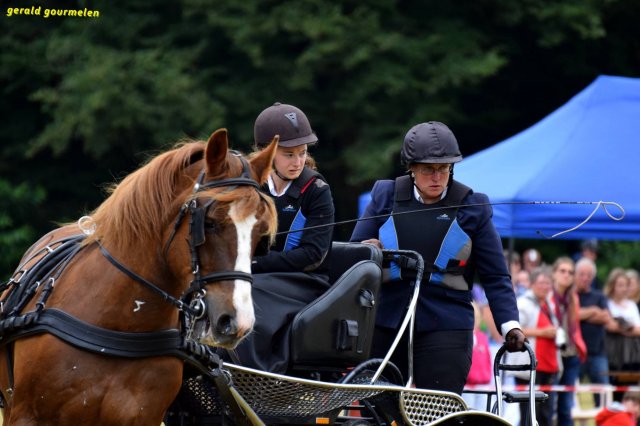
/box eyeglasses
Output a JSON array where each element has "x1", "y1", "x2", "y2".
[
  {"x1": 557, "y1": 268, "x2": 574, "y2": 275},
  {"x1": 415, "y1": 165, "x2": 451, "y2": 176}
]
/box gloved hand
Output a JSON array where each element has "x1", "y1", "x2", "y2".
[
  {"x1": 396, "y1": 254, "x2": 419, "y2": 281},
  {"x1": 505, "y1": 328, "x2": 527, "y2": 352},
  {"x1": 400, "y1": 266, "x2": 418, "y2": 281}
]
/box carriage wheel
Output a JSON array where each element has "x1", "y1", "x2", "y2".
[
  {"x1": 341, "y1": 420, "x2": 374, "y2": 426},
  {"x1": 339, "y1": 358, "x2": 404, "y2": 386},
  {"x1": 337, "y1": 359, "x2": 405, "y2": 426}
]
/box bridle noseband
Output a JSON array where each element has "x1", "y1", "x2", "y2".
[{"x1": 101, "y1": 154, "x2": 267, "y2": 318}]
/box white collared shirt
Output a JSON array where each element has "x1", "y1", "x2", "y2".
[
  {"x1": 413, "y1": 185, "x2": 448, "y2": 204},
  {"x1": 267, "y1": 174, "x2": 292, "y2": 197}
]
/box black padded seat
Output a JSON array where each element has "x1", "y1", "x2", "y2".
[{"x1": 290, "y1": 242, "x2": 383, "y2": 369}]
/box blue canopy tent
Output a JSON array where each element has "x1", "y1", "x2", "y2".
[
  {"x1": 358, "y1": 75, "x2": 639, "y2": 240},
  {"x1": 453, "y1": 75, "x2": 640, "y2": 241}
]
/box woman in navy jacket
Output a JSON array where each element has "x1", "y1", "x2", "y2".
[{"x1": 351, "y1": 121, "x2": 524, "y2": 394}]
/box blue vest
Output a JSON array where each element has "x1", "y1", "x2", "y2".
[
  {"x1": 378, "y1": 176, "x2": 473, "y2": 291},
  {"x1": 271, "y1": 167, "x2": 324, "y2": 252}
]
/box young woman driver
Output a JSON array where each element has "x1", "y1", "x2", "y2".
[{"x1": 234, "y1": 102, "x2": 335, "y2": 374}]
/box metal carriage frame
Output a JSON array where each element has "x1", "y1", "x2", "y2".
[{"x1": 166, "y1": 244, "x2": 543, "y2": 426}]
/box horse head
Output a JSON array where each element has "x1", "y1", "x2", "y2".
[{"x1": 165, "y1": 129, "x2": 278, "y2": 348}]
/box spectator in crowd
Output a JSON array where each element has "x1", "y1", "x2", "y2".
[
  {"x1": 522, "y1": 248, "x2": 542, "y2": 273},
  {"x1": 472, "y1": 283, "x2": 503, "y2": 343},
  {"x1": 595, "y1": 391, "x2": 640, "y2": 426},
  {"x1": 351, "y1": 121, "x2": 525, "y2": 394},
  {"x1": 473, "y1": 282, "x2": 520, "y2": 425},
  {"x1": 551, "y1": 256, "x2": 587, "y2": 426},
  {"x1": 605, "y1": 268, "x2": 640, "y2": 337},
  {"x1": 514, "y1": 269, "x2": 531, "y2": 298},
  {"x1": 576, "y1": 257, "x2": 616, "y2": 406},
  {"x1": 504, "y1": 249, "x2": 528, "y2": 297},
  {"x1": 626, "y1": 269, "x2": 640, "y2": 310},
  {"x1": 505, "y1": 249, "x2": 522, "y2": 276},
  {"x1": 604, "y1": 268, "x2": 640, "y2": 402},
  {"x1": 462, "y1": 301, "x2": 493, "y2": 411},
  {"x1": 514, "y1": 266, "x2": 561, "y2": 426},
  {"x1": 577, "y1": 239, "x2": 599, "y2": 262},
  {"x1": 573, "y1": 239, "x2": 602, "y2": 289}
]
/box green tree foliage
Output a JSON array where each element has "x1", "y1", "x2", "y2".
[
  {"x1": 598, "y1": 241, "x2": 640, "y2": 282},
  {"x1": 184, "y1": 0, "x2": 616, "y2": 183},
  {"x1": 0, "y1": 180, "x2": 46, "y2": 274},
  {"x1": 1, "y1": 0, "x2": 638, "y2": 270}
]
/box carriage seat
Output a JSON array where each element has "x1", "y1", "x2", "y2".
[{"x1": 289, "y1": 242, "x2": 383, "y2": 370}]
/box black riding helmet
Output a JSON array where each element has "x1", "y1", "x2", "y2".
[
  {"x1": 254, "y1": 102, "x2": 318, "y2": 148},
  {"x1": 400, "y1": 121, "x2": 462, "y2": 166}
]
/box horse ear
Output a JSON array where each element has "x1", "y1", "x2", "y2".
[
  {"x1": 205, "y1": 128, "x2": 229, "y2": 175},
  {"x1": 250, "y1": 135, "x2": 279, "y2": 185}
]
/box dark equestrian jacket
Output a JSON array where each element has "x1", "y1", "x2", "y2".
[
  {"x1": 351, "y1": 177, "x2": 519, "y2": 333},
  {"x1": 252, "y1": 167, "x2": 334, "y2": 276}
]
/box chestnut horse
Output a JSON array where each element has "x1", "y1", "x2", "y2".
[{"x1": 0, "y1": 129, "x2": 278, "y2": 425}]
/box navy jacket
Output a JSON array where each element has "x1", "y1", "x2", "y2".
[
  {"x1": 351, "y1": 178, "x2": 519, "y2": 333},
  {"x1": 253, "y1": 167, "x2": 334, "y2": 275}
]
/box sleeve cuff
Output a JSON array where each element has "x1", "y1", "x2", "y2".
[{"x1": 501, "y1": 320, "x2": 522, "y2": 337}]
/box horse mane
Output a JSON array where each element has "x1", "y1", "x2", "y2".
[
  {"x1": 82, "y1": 141, "x2": 278, "y2": 253},
  {"x1": 83, "y1": 141, "x2": 205, "y2": 251}
]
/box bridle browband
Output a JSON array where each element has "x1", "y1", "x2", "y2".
[{"x1": 100, "y1": 153, "x2": 266, "y2": 317}]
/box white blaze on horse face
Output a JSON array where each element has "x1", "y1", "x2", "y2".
[{"x1": 228, "y1": 204, "x2": 257, "y2": 332}]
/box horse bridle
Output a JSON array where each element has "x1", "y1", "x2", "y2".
[{"x1": 100, "y1": 154, "x2": 267, "y2": 318}]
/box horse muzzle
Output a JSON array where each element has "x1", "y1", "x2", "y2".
[{"x1": 194, "y1": 290, "x2": 255, "y2": 349}]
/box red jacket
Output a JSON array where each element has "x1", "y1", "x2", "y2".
[
  {"x1": 570, "y1": 292, "x2": 588, "y2": 363},
  {"x1": 596, "y1": 405, "x2": 636, "y2": 426}
]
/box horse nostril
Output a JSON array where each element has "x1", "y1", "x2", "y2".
[{"x1": 216, "y1": 314, "x2": 238, "y2": 336}]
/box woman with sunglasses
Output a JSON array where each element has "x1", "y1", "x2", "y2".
[
  {"x1": 551, "y1": 256, "x2": 587, "y2": 426},
  {"x1": 351, "y1": 121, "x2": 525, "y2": 394}
]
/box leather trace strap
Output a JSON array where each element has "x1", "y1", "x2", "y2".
[{"x1": 0, "y1": 307, "x2": 225, "y2": 372}]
